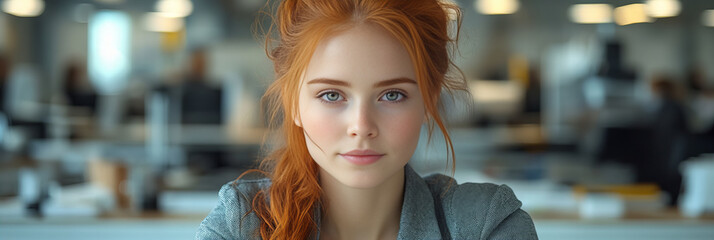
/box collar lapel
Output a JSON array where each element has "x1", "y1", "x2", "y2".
[{"x1": 397, "y1": 165, "x2": 442, "y2": 239}]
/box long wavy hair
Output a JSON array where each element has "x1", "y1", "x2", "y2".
[{"x1": 243, "y1": 0, "x2": 467, "y2": 239}]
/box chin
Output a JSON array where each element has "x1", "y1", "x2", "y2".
[
  {"x1": 321, "y1": 164, "x2": 403, "y2": 189},
  {"x1": 338, "y1": 173, "x2": 387, "y2": 189}
]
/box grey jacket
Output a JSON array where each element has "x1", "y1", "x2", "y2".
[{"x1": 196, "y1": 165, "x2": 538, "y2": 239}]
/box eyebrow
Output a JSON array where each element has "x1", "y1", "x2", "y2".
[{"x1": 306, "y1": 77, "x2": 417, "y2": 88}]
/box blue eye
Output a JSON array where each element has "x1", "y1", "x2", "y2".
[
  {"x1": 318, "y1": 91, "x2": 343, "y2": 102},
  {"x1": 380, "y1": 90, "x2": 406, "y2": 102}
]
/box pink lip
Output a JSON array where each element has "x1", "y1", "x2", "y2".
[{"x1": 339, "y1": 149, "x2": 384, "y2": 165}]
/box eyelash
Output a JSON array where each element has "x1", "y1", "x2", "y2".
[
  {"x1": 316, "y1": 89, "x2": 345, "y2": 104},
  {"x1": 315, "y1": 89, "x2": 409, "y2": 104},
  {"x1": 380, "y1": 89, "x2": 408, "y2": 103}
]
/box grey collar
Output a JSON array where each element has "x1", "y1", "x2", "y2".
[{"x1": 397, "y1": 165, "x2": 442, "y2": 239}]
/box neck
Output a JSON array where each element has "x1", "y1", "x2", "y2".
[{"x1": 319, "y1": 168, "x2": 405, "y2": 240}]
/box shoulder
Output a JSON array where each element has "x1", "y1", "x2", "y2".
[
  {"x1": 195, "y1": 178, "x2": 271, "y2": 240},
  {"x1": 225, "y1": 177, "x2": 272, "y2": 203},
  {"x1": 424, "y1": 174, "x2": 538, "y2": 240},
  {"x1": 423, "y1": 173, "x2": 513, "y2": 208}
]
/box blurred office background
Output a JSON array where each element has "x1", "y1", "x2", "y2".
[{"x1": 0, "y1": 0, "x2": 713, "y2": 239}]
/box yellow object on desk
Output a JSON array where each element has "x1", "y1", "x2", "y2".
[
  {"x1": 573, "y1": 183, "x2": 667, "y2": 218},
  {"x1": 573, "y1": 183, "x2": 661, "y2": 198}
]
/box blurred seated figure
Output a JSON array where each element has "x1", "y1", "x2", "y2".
[
  {"x1": 647, "y1": 77, "x2": 687, "y2": 206},
  {"x1": 0, "y1": 53, "x2": 8, "y2": 115},
  {"x1": 179, "y1": 48, "x2": 223, "y2": 125},
  {"x1": 62, "y1": 60, "x2": 97, "y2": 114},
  {"x1": 684, "y1": 67, "x2": 714, "y2": 157},
  {"x1": 177, "y1": 48, "x2": 226, "y2": 173},
  {"x1": 595, "y1": 76, "x2": 688, "y2": 206},
  {"x1": 61, "y1": 60, "x2": 98, "y2": 139}
]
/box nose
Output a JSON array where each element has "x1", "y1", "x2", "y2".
[{"x1": 347, "y1": 103, "x2": 379, "y2": 138}]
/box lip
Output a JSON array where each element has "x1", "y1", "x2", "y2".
[{"x1": 339, "y1": 149, "x2": 385, "y2": 165}]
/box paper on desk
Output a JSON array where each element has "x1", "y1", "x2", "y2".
[{"x1": 42, "y1": 182, "x2": 114, "y2": 217}]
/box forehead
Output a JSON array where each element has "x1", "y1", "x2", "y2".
[{"x1": 303, "y1": 24, "x2": 416, "y2": 84}]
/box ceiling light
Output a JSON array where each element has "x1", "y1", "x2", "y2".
[
  {"x1": 155, "y1": 0, "x2": 193, "y2": 18},
  {"x1": 475, "y1": 0, "x2": 519, "y2": 15},
  {"x1": 614, "y1": 4, "x2": 652, "y2": 26},
  {"x1": 143, "y1": 12, "x2": 185, "y2": 32},
  {"x1": 94, "y1": 0, "x2": 125, "y2": 4},
  {"x1": 2, "y1": 0, "x2": 44, "y2": 17},
  {"x1": 703, "y1": 10, "x2": 714, "y2": 27},
  {"x1": 645, "y1": 0, "x2": 681, "y2": 18},
  {"x1": 569, "y1": 4, "x2": 613, "y2": 24}
]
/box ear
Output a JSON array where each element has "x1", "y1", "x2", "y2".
[{"x1": 293, "y1": 112, "x2": 302, "y2": 128}]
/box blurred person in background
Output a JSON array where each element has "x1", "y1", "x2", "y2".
[
  {"x1": 0, "y1": 53, "x2": 9, "y2": 114},
  {"x1": 177, "y1": 47, "x2": 226, "y2": 173},
  {"x1": 684, "y1": 67, "x2": 714, "y2": 153},
  {"x1": 196, "y1": 0, "x2": 537, "y2": 239},
  {"x1": 62, "y1": 60, "x2": 97, "y2": 114},
  {"x1": 179, "y1": 48, "x2": 223, "y2": 125},
  {"x1": 647, "y1": 76, "x2": 688, "y2": 206},
  {"x1": 61, "y1": 60, "x2": 98, "y2": 139}
]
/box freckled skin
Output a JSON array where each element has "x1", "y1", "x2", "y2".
[{"x1": 297, "y1": 24, "x2": 425, "y2": 189}]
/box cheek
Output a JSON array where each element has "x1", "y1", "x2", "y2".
[
  {"x1": 300, "y1": 104, "x2": 343, "y2": 150},
  {"x1": 383, "y1": 106, "x2": 424, "y2": 155}
]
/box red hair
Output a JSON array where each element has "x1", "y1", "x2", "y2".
[{"x1": 243, "y1": 0, "x2": 467, "y2": 239}]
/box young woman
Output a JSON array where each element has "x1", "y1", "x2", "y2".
[{"x1": 196, "y1": 0, "x2": 537, "y2": 239}]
